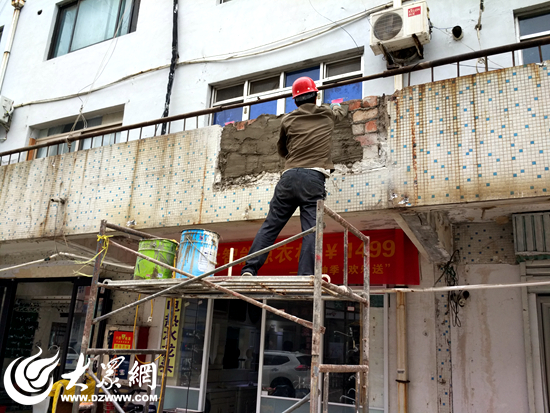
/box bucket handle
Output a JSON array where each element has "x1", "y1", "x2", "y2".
[{"x1": 184, "y1": 236, "x2": 218, "y2": 266}]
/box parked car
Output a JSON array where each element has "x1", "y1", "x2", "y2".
[{"x1": 262, "y1": 351, "x2": 311, "y2": 398}]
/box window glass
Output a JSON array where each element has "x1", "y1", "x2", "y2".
[
  {"x1": 206, "y1": 300, "x2": 261, "y2": 413},
  {"x1": 213, "y1": 106, "x2": 243, "y2": 126},
  {"x1": 323, "y1": 297, "x2": 385, "y2": 411},
  {"x1": 36, "y1": 142, "x2": 75, "y2": 158},
  {"x1": 116, "y1": 0, "x2": 133, "y2": 36},
  {"x1": 519, "y1": 13, "x2": 550, "y2": 37},
  {"x1": 519, "y1": 12, "x2": 550, "y2": 64},
  {"x1": 53, "y1": 4, "x2": 78, "y2": 57},
  {"x1": 51, "y1": 0, "x2": 137, "y2": 58},
  {"x1": 250, "y1": 100, "x2": 277, "y2": 119},
  {"x1": 261, "y1": 300, "x2": 312, "y2": 410},
  {"x1": 216, "y1": 84, "x2": 244, "y2": 102},
  {"x1": 523, "y1": 44, "x2": 550, "y2": 64},
  {"x1": 285, "y1": 67, "x2": 320, "y2": 113},
  {"x1": 35, "y1": 115, "x2": 121, "y2": 158},
  {"x1": 323, "y1": 81, "x2": 362, "y2": 104},
  {"x1": 326, "y1": 58, "x2": 361, "y2": 78},
  {"x1": 250, "y1": 76, "x2": 280, "y2": 95},
  {"x1": 162, "y1": 299, "x2": 208, "y2": 411},
  {"x1": 72, "y1": 0, "x2": 120, "y2": 51},
  {"x1": 80, "y1": 133, "x2": 119, "y2": 150},
  {"x1": 212, "y1": 57, "x2": 363, "y2": 122}
]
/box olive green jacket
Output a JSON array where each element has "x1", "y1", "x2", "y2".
[{"x1": 278, "y1": 103, "x2": 347, "y2": 172}]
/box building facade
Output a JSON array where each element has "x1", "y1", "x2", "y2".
[{"x1": 0, "y1": 0, "x2": 549, "y2": 412}]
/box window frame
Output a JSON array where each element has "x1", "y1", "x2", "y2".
[
  {"x1": 515, "y1": 8, "x2": 550, "y2": 65},
  {"x1": 32, "y1": 117, "x2": 123, "y2": 159},
  {"x1": 48, "y1": 0, "x2": 140, "y2": 60},
  {"x1": 211, "y1": 55, "x2": 363, "y2": 125}
]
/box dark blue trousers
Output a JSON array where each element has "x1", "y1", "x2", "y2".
[{"x1": 241, "y1": 168, "x2": 326, "y2": 276}]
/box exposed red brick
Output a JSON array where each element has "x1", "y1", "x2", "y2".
[
  {"x1": 354, "y1": 134, "x2": 378, "y2": 146},
  {"x1": 347, "y1": 100, "x2": 362, "y2": 111},
  {"x1": 352, "y1": 108, "x2": 378, "y2": 122},
  {"x1": 236, "y1": 121, "x2": 246, "y2": 131},
  {"x1": 365, "y1": 120, "x2": 378, "y2": 133},
  {"x1": 362, "y1": 96, "x2": 379, "y2": 107},
  {"x1": 351, "y1": 124, "x2": 364, "y2": 135}
]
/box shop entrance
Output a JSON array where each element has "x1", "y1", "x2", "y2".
[{"x1": 0, "y1": 278, "x2": 111, "y2": 413}]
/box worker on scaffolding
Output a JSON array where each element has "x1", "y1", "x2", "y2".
[{"x1": 241, "y1": 76, "x2": 347, "y2": 276}]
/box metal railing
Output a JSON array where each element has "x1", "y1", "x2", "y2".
[{"x1": 1, "y1": 35, "x2": 549, "y2": 166}]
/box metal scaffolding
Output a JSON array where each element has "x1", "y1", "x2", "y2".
[{"x1": 76, "y1": 200, "x2": 371, "y2": 413}]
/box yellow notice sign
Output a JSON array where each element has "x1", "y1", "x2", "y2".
[{"x1": 158, "y1": 298, "x2": 181, "y2": 377}]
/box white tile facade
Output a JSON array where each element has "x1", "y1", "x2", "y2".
[{"x1": 0, "y1": 63, "x2": 548, "y2": 241}]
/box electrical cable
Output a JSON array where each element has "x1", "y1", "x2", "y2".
[
  {"x1": 434, "y1": 250, "x2": 462, "y2": 327},
  {"x1": 160, "y1": 0, "x2": 179, "y2": 135},
  {"x1": 14, "y1": 3, "x2": 388, "y2": 109},
  {"x1": 69, "y1": 3, "x2": 133, "y2": 133},
  {"x1": 180, "y1": 6, "x2": 376, "y2": 64},
  {"x1": 308, "y1": 0, "x2": 361, "y2": 51},
  {"x1": 432, "y1": 26, "x2": 504, "y2": 70}
]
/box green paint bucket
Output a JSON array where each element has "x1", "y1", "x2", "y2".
[{"x1": 134, "y1": 239, "x2": 178, "y2": 280}]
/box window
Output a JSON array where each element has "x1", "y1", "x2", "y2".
[
  {"x1": 517, "y1": 11, "x2": 550, "y2": 64},
  {"x1": 33, "y1": 111, "x2": 123, "y2": 159},
  {"x1": 49, "y1": 0, "x2": 140, "y2": 59},
  {"x1": 212, "y1": 56, "x2": 362, "y2": 126},
  {"x1": 259, "y1": 297, "x2": 386, "y2": 412}
]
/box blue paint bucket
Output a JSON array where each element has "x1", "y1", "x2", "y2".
[{"x1": 177, "y1": 229, "x2": 220, "y2": 277}]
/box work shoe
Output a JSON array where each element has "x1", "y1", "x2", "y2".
[{"x1": 241, "y1": 271, "x2": 254, "y2": 276}]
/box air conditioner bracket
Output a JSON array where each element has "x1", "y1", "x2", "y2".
[
  {"x1": 412, "y1": 34, "x2": 425, "y2": 59},
  {"x1": 380, "y1": 43, "x2": 399, "y2": 70}
]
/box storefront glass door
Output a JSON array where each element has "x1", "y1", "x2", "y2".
[
  {"x1": 259, "y1": 296, "x2": 386, "y2": 413},
  {"x1": 206, "y1": 300, "x2": 262, "y2": 413}
]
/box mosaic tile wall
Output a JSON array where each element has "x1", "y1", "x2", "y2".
[
  {"x1": 388, "y1": 62, "x2": 549, "y2": 204},
  {"x1": 453, "y1": 222, "x2": 516, "y2": 264},
  {"x1": 0, "y1": 63, "x2": 548, "y2": 241}
]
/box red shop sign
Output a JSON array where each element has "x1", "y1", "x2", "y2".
[{"x1": 215, "y1": 229, "x2": 419, "y2": 285}]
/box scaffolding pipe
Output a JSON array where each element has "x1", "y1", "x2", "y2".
[
  {"x1": 320, "y1": 280, "x2": 369, "y2": 304},
  {"x1": 93, "y1": 226, "x2": 316, "y2": 323},
  {"x1": 361, "y1": 234, "x2": 370, "y2": 413},
  {"x1": 310, "y1": 199, "x2": 325, "y2": 413},
  {"x1": 323, "y1": 372, "x2": 330, "y2": 413},
  {"x1": 281, "y1": 394, "x2": 310, "y2": 413},
  {"x1": 323, "y1": 205, "x2": 369, "y2": 243},
  {"x1": 72, "y1": 220, "x2": 107, "y2": 413},
  {"x1": 105, "y1": 222, "x2": 161, "y2": 239},
  {"x1": 396, "y1": 291, "x2": 408, "y2": 413},
  {"x1": 318, "y1": 365, "x2": 369, "y2": 373},
  {"x1": 89, "y1": 372, "x2": 125, "y2": 413},
  {"x1": 105, "y1": 239, "x2": 323, "y2": 332}
]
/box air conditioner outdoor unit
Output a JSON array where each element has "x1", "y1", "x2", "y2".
[
  {"x1": 0, "y1": 95, "x2": 14, "y2": 129},
  {"x1": 370, "y1": 1, "x2": 430, "y2": 57}
]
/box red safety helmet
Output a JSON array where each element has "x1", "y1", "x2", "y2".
[{"x1": 292, "y1": 76, "x2": 318, "y2": 98}]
